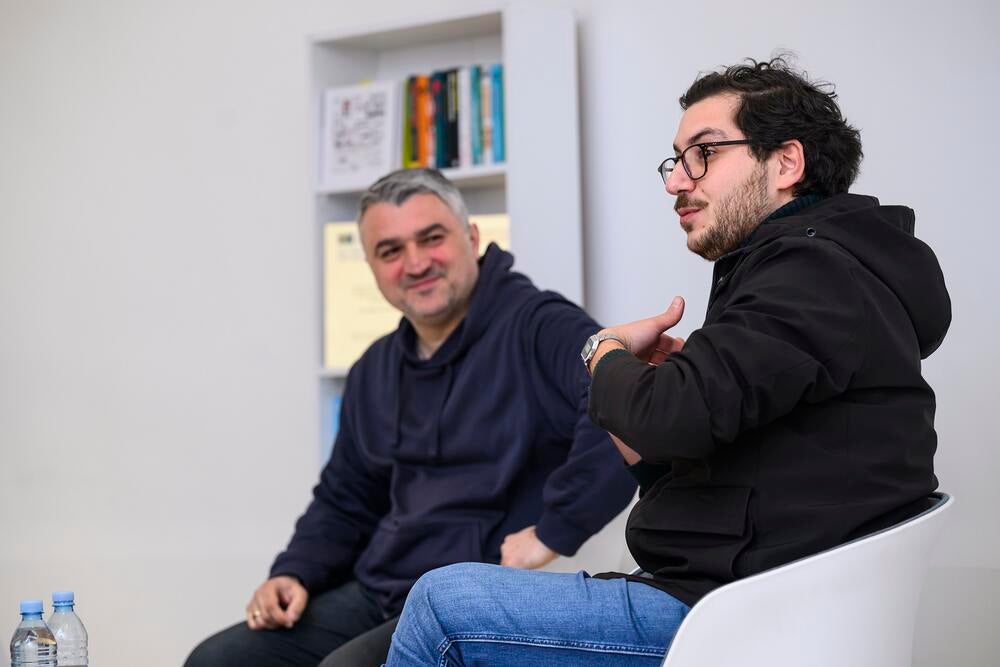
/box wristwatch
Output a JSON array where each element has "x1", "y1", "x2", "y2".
[{"x1": 580, "y1": 332, "x2": 627, "y2": 370}]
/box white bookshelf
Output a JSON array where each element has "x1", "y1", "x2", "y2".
[
  {"x1": 309, "y1": 5, "x2": 583, "y2": 460},
  {"x1": 317, "y1": 164, "x2": 507, "y2": 196}
]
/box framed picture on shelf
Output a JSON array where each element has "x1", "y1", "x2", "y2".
[{"x1": 319, "y1": 80, "x2": 401, "y2": 192}]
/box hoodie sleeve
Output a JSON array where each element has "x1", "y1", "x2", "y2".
[
  {"x1": 589, "y1": 242, "x2": 867, "y2": 463},
  {"x1": 270, "y1": 380, "x2": 391, "y2": 592},
  {"x1": 526, "y1": 299, "x2": 638, "y2": 557}
]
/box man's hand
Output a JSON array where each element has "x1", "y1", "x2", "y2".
[
  {"x1": 500, "y1": 525, "x2": 558, "y2": 569},
  {"x1": 589, "y1": 297, "x2": 686, "y2": 373},
  {"x1": 645, "y1": 331, "x2": 686, "y2": 367},
  {"x1": 246, "y1": 575, "x2": 309, "y2": 630}
]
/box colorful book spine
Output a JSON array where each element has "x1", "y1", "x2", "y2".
[
  {"x1": 490, "y1": 64, "x2": 505, "y2": 163},
  {"x1": 414, "y1": 75, "x2": 432, "y2": 167},
  {"x1": 469, "y1": 65, "x2": 483, "y2": 165},
  {"x1": 430, "y1": 71, "x2": 448, "y2": 168},
  {"x1": 458, "y1": 67, "x2": 472, "y2": 168},
  {"x1": 445, "y1": 68, "x2": 460, "y2": 168},
  {"x1": 402, "y1": 76, "x2": 417, "y2": 167},
  {"x1": 480, "y1": 67, "x2": 493, "y2": 164}
]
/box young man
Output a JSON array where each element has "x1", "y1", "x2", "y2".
[
  {"x1": 184, "y1": 168, "x2": 637, "y2": 667},
  {"x1": 385, "y1": 56, "x2": 951, "y2": 666}
]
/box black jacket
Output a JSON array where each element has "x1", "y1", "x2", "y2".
[
  {"x1": 589, "y1": 194, "x2": 951, "y2": 606},
  {"x1": 272, "y1": 245, "x2": 636, "y2": 614}
]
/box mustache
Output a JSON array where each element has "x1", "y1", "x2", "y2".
[
  {"x1": 401, "y1": 269, "x2": 446, "y2": 289},
  {"x1": 675, "y1": 195, "x2": 708, "y2": 212}
]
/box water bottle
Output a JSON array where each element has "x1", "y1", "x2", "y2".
[
  {"x1": 47, "y1": 593, "x2": 88, "y2": 666},
  {"x1": 10, "y1": 600, "x2": 57, "y2": 667}
]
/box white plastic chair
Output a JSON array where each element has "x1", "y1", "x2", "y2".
[{"x1": 654, "y1": 492, "x2": 953, "y2": 667}]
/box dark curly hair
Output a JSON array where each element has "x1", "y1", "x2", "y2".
[{"x1": 680, "y1": 55, "x2": 863, "y2": 197}]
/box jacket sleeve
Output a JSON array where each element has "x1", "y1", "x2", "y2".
[
  {"x1": 526, "y1": 299, "x2": 638, "y2": 557},
  {"x1": 589, "y1": 243, "x2": 868, "y2": 464},
  {"x1": 270, "y1": 381, "x2": 391, "y2": 592}
]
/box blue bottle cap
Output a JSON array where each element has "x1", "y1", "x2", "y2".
[
  {"x1": 52, "y1": 591, "x2": 75, "y2": 604},
  {"x1": 19, "y1": 600, "x2": 43, "y2": 614}
]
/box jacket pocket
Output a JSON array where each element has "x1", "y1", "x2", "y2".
[{"x1": 626, "y1": 485, "x2": 753, "y2": 582}]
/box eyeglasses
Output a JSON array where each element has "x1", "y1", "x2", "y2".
[{"x1": 657, "y1": 140, "x2": 751, "y2": 184}]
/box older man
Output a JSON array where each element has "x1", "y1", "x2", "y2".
[{"x1": 184, "y1": 168, "x2": 636, "y2": 666}]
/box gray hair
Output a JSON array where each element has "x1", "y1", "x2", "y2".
[{"x1": 357, "y1": 168, "x2": 469, "y2": 228}]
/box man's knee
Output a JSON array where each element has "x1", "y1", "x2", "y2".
[
  {"x1": 183, "y1": 623, "x2": 251, "y2": 667},
  {"x1": 412, "y1": 562, "x2": 491, "y2": 598},
  {"x1": 405, "y1": 562, "x2": 501, "y2": 622},
  {"x1": 184, "y1": 634, "x2": 227, "y2": 667}
]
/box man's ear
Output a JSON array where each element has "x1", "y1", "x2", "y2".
[
  {"x1": 773, "y1": 139, "x2": 805, "y2": 192},
  {"x1": 468, "y1": 222, "x2": 481, "y2": 255}
]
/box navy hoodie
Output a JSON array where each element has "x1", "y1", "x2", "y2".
[{"x1": 272, "y1": 244, "x2": 637, "y2": 614}]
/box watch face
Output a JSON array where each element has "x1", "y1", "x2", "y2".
[{"x1": 581, "y1": 334, "x2": 599, "y2": 364}]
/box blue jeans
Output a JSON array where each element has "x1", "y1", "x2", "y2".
[{"x1": 385, "y1": 563, "x2": 689, "y2": 666}]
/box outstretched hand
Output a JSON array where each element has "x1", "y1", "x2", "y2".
[{"x1": 596, "y1": 297, "x2": 686, "y2": 369}]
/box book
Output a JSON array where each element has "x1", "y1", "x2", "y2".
[
  {"x1": 319, "y1": 80, "x2": 400, "y2": 191},
  {"x1": 445, "y1": 69, "x2": 460, "y2": 168},
  {"x1": 413, "y1": 75, "x2": 432, "y2": 167},
  {"x1": 490, "y1": 64, "x2": 505, "y2": 163},
  {"x1": 458, "y1": 67, "x2": 472, "y2": 168},
  {"x1": 480, "y1": 68, "x2": 493, "y2": 164},
  {"x1": 469, "y1": 65, "x2": 483, "y2": 165},
  {"x1": 402, "y1": 76, "x2": 418, "y2": 168},
  {"x1": 430, "y1": 71, "x2": 448, "y2": 168}
]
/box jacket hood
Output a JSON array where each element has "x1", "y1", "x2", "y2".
[
  {"x1": 394, "y1": 243, "x2": 536, "y2": 366},
  {"x1": 749, "y1": 193, "x2": 951, "y2": 358}
]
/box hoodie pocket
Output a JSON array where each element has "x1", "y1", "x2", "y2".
[
  {"x1": 360, "y1": 516, "x2": 486, "y2": 585},
  {"x1": 626, "y1": 485, "x2": 753, "y2": 581}
]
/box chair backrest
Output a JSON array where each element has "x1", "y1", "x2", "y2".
[{"x1": 659, "y1": 492, "x2": 954, "y2": 667}]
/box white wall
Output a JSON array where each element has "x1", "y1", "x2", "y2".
[{"x1": 0, "y1": 1, "x2": 996, "y2": 665}]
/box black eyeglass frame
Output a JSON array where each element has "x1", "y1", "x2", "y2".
[{"x1": 657, "y1": 139, "x2": 752, "y2": 183}]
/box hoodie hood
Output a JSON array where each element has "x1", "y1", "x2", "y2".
[
  {"x1": 385, "y1": 243, "x2": 539, "y2": 462},
  {"x1": 749, "y1": 193, "x2": 951, "y2": 358},
  {"x1": 394, "y1": 243, "x2": 537, "y2": 366}
]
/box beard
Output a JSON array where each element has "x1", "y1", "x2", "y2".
[{"x1": 682, "y1": 162, "x2": 773, "y2": 261}]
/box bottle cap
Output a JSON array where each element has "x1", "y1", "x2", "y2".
[
  {"x1": 19, "y1": 600, "x2": 43, "y2": 615},
  {"x1": 52, "y1": 591, "x2": 75, "y2": 604}
]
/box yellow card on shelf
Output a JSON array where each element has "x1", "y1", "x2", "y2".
[{"x1": 323, "y1": 222, "x2": 400, "y2": 371}]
